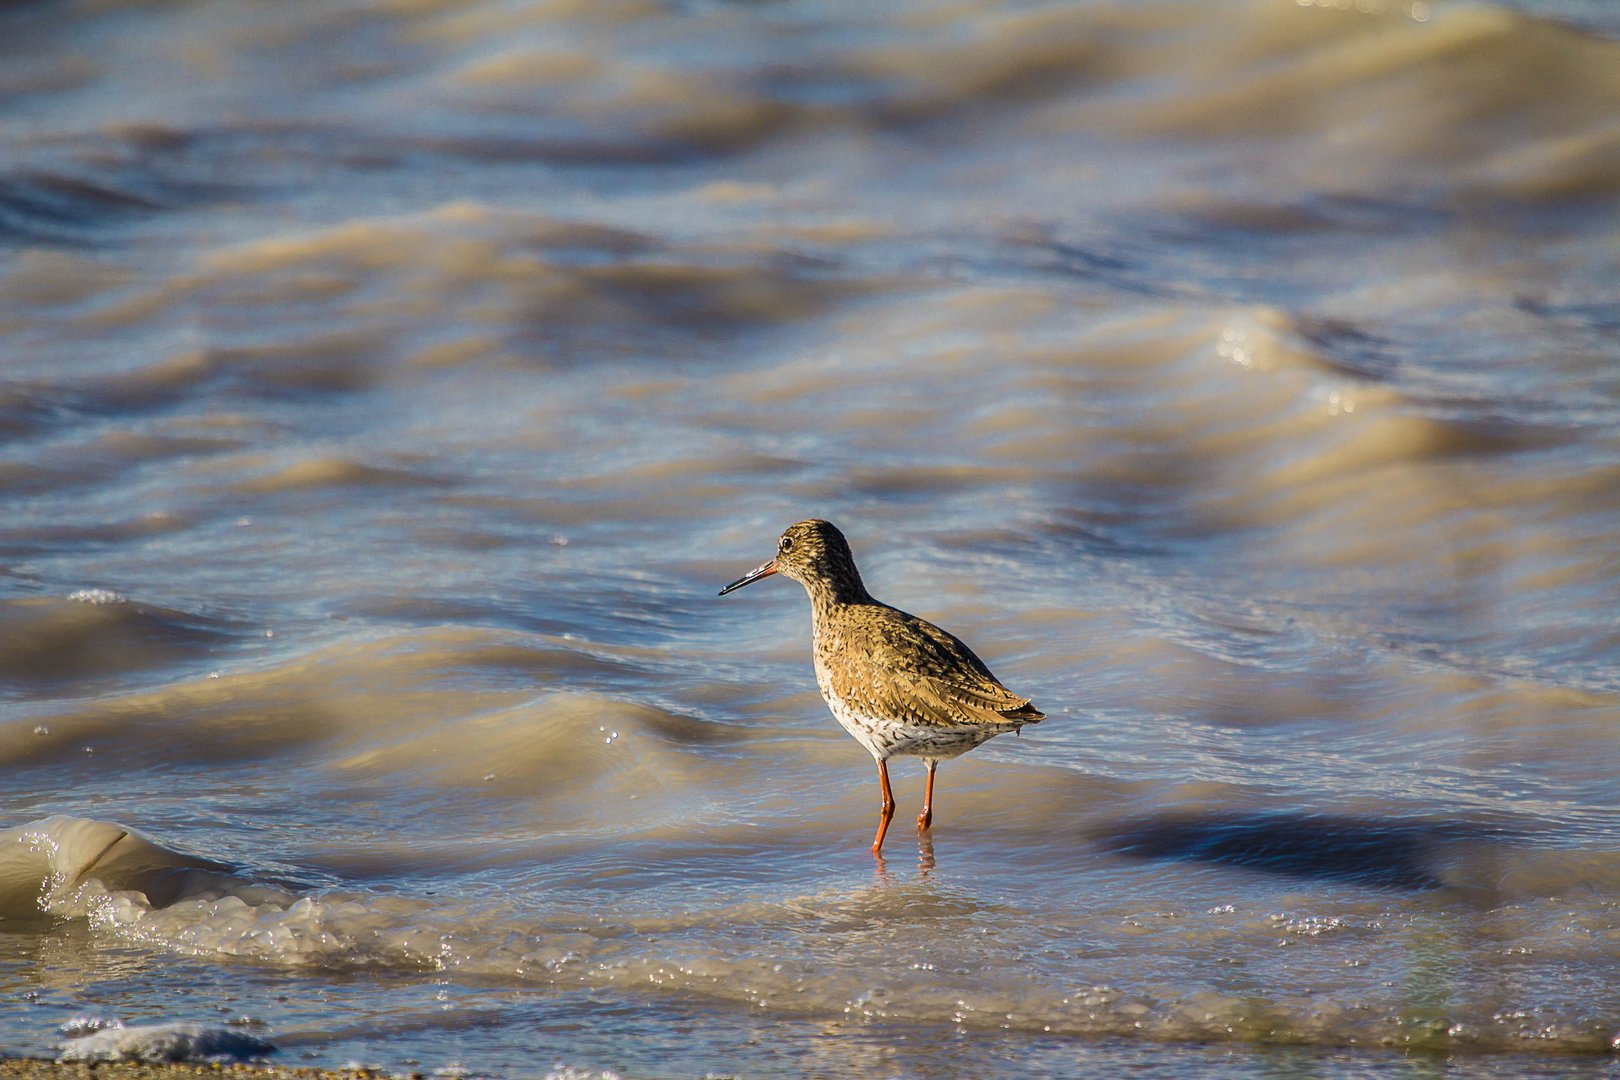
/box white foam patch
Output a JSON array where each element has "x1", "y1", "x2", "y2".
[
  {"x1": 58, "y1": 1021, "x2": 275, "y2": 1063},
  {"x1": 0, "y1": 815, "x2": 234, "y2": 919},
  {"x1": 1, "y1": 816, "x2": 447, "y2": 971},
  {"x1": 66, "y1": 887, "x2": 452, "y2": 969},
  {"x1": 66, "y1": 588, "x2": 128, "y2": 605}
]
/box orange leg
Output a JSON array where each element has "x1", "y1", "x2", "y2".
[
  {"x1": 871, "y1": 759, "x2": 897, "y2": 854},
  {"x1": 917, "y1": 760, "x2": 937, "y2": 831}
]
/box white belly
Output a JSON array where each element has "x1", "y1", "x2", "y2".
[{"x1": 817, "y1": 677, "x2": 992, "y2": 763}]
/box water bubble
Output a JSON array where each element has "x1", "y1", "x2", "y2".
[
  {"x1": 68, "y1": 588, "x2": 127, "y2": 606},
  {"x1": 60, "y1": 1016, "x2": 123, "y2": 1037}
]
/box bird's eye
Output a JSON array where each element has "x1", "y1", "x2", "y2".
[{"x1": 780, "y1": 536, "x2": 795, "y2": 553}]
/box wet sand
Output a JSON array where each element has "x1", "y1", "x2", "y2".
[{"x1": 0, "y1": 1062, "x2": 423, "y2": 1080}]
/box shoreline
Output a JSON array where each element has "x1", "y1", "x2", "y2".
[{"x1": 0, "y1": 1062, "x2": 424, "y2": 1080}]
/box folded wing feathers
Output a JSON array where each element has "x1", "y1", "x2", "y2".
[{"x1": 872, "y1": 607, "x2": 1044, "y2": 729}]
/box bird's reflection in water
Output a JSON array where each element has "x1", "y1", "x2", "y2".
[
  {"x1": 917, "y1": 831, "x2": 937, "y2": 876},
  {"x1": 872, "y1": 831, "x2": 938, "y2": 882}
]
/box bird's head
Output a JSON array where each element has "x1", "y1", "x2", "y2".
[{"x1": 719, "y1": 519, "x2": 866, "y2": 601}]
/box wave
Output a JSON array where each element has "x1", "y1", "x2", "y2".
[
  {"x1": 5, "y1": 809, "x2": 1618, "y2": 1055},
  {"x1": 0, "y1": 595, "x2": 239, "y2": 697}
]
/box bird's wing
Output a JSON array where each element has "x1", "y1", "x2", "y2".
[{"x1": 828, "y1": 606, "x2": 1043, "y2": 730}]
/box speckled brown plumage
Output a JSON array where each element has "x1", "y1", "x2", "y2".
[{"x1": 720, "y1": 519, "x2": 1043, "y2": 854}]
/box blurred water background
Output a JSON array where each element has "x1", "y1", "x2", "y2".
[{"x1": 3, "y1": 0, "x2": 1620, "y2": 1075}]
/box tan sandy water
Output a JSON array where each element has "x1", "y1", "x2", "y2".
[{"x1": 3, "y1": 0, "x2": 1620, "y2": 1076}]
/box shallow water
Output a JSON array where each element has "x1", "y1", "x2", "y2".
[{"x1": 3, "y1": 0, "x2": 1620, "y2": 1075}]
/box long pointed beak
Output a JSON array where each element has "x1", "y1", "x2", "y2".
[{"x1": 719, "y1": 558, "x2": 778, "y2": 596}]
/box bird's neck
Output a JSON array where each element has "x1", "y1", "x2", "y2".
[{"x1": 802, "y1": 565, "x2": 873, "y2": 610}]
